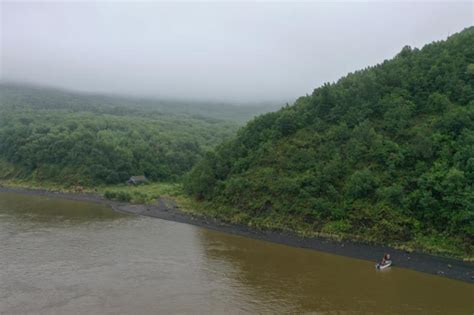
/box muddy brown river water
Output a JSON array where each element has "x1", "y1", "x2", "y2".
[{"x1": 0, "y1": 192, "x2": 473, "y2": 314}]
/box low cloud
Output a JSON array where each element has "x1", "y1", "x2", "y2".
[{"x1": 1, "y1": 1, "x2": 473, "y2": 103}]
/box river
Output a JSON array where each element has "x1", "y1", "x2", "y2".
[{"x1": 0, "y1": 192, "x2": 472, "y2": 314}]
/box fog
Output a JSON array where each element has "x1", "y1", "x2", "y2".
[{"x1": 1, "y1": 1, "x2": 473, "y2": 103}]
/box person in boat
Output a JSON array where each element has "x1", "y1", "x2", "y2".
[{"x1": 381, "y1": 253, "x2": 391, "y2": 265}]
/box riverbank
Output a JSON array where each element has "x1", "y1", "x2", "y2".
[{"x1": 0, "y1": 185, "x2": 472, "y2": 283}]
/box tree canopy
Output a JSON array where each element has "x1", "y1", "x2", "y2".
[
  {"x1": 0, "y1": 85, "x2": 247, "y2": 185},
  {"x1": 185, "y1": 27, "x2": 474, "y2": 254}
]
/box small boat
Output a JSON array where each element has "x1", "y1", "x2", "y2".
[{"x1": 376, "y1": 260, "x2": 392, "y2": 270}]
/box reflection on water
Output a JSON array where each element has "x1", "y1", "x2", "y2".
[{"x1": 0, "y1": 192, "x2": 473, "y2": 314}]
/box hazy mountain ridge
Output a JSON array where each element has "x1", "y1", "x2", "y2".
[{"x1": 0, "y1": 83, "x2": 281, "y2": 123}]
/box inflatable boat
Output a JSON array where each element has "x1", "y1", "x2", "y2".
[{"x1": 376, "y1": 260, "x2": 392, "y2": 270}]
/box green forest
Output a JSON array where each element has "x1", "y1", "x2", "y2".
[
  {"x1": 0, "y1": 84, "x2": 272, "y2": 185},
  {"x1": 1, "y1": 28, "x2": 473, "y2": 257},
  {"x1": 185, "y1": 27, "x2": 474, "y2": 256}
]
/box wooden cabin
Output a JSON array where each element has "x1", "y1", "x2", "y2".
[{"x1": 127, "y1": 175, "x2": 148, "y2": 185}]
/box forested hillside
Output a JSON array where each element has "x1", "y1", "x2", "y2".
[
  {"x1": 185, "y1": 27, "x2": 474, "y2": 255},
  {"x1": 0, "y1": 84, "x2": 269, "y2": 185}
]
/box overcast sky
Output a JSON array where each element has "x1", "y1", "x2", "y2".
[{"x1": 1, "y1": 1, "x2": 473, "y2": 103}]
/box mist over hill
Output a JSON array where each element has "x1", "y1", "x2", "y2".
[
  {"x1": 0, "y1": 83, "x2": 281, "y2": 123},
  {"x1": 3, "y1": 2, "x2": 472, "y2": 102}
]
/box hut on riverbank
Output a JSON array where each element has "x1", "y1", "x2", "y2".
[{"x1": 127, "y1": 176, "x2": 148, "y2": 185}]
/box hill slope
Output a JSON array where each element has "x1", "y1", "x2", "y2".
[
  {"x1": 0, "y1": 85, "x2": 273, "y2": 185},
  {"x1": 185, "y1": 27, "x2": 474, "y2": 256}
]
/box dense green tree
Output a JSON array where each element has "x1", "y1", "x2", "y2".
[
  {"x1": 185, "y1": 27, "x2": 474, "y2": 254},
  {"x1": 0, "y1": 87, "x2": 245, "y2": 185}
]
